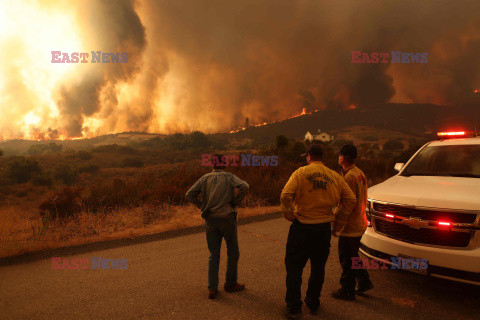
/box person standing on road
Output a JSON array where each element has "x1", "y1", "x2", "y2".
[
  {"x1": 331, "y1": 144, "x2": 374, "y2": 301},
  {"x1": 280, "y1": 144, "x2": 356, "y2": 319},
  {"x1": 186, "y1": 154, "x2": 249, "y2": 300}
]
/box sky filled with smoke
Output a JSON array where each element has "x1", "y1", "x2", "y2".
[{"x1": 0, "y1": 0, "x2": 479, "y2": 139}]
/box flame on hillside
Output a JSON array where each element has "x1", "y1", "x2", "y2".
[{"x1": 228, "y1": 107, "x2": 315, "y2": 133}]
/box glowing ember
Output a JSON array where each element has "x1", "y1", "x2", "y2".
[{"x1": 475, "y1": 89, "x2": 479, "y2": 93}]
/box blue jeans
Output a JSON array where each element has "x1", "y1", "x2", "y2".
[{"x1": 205, "y1": 213, "x2": 239, "y2": 290}]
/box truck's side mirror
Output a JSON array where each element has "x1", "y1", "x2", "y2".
[{"x1": 394, "y1": 163, "x2": 404, "y2": 172}]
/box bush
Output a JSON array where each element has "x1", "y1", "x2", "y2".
[
  {"x1": 77, "y1": 150, "x2": 93, "y2": 161},
  {"x1": 32, "y1": 172, "x2": 54, "y2": 186},
  {"x1": 364, "y1": 136, "x2": 378, "y2": 141},
  {"x1": 121, "y1": 157, "x2": 144, "y2": 168},
  {"x1": 27, "y1": 142, "x2": 62, "y2": 155},
  {"x1": 6, "y1": 157, "x2": 41, "y2": 184},
  {"x1": 54, "y1": 164, "x2": 78, "y2": 184},
  {"x1": 78, "y1": 163, "x2": 100, "y2": 173},
  {"x1": 38, "y1": 186, "x2": 82, "y2": 220},
  {"x1": 333, "y1": 139, "x2": 354, "y2": 148},
  {"x1": 383, "y1": 139, "x2": 404, "y2": 151},
  {"x1": 275, "y1": 135, "x2": 289, "y2": 151},
  {"x1": 285, "y1": 141, "x2": 306, "y2": 162},
  {"x1": 93, "y1": 144, "x2": 136, "y2": 154}
]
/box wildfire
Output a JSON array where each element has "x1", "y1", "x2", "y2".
[
  {"x1": 228, "y1": 107, "x2": 315, "y2": 133},
  {"x1": 475, "y1": 89, "x2": 479, "y2": 93}
]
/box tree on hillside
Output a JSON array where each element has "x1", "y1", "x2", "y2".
[
  {"x1": 383, "y1": 139, "x2": 404, "y2": 151},
  {"x1": 285, "y1": 141, "x2": 306, "y2": 162},
  {"x1": 275, "y1": 135, "x2": 289, "y2": 151},
  {"x1": 190, "y1": 131, "x2": 210, "y2": 148},
  {"x1": 27, "y1": 142, "x2": 63, "y2": 156},
  {"x1": 6, "y1": 156, "x2": 41, "y2": 184}
]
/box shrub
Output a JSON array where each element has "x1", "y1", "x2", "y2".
[
  {"x1": 285, "y1": 141, "x2": 306, "y2": 162},
  {"x1": 333, "y1": 139, "x2": 354, "y2": 148},
  {"x1": 27, "y1": 142, "x2": 62, "y2": 155},
  {"x1": 364, "y1": 136, "x2": 378, "y2": 141},
  {"x1": 93, "y1": 144, "x2": 135, "y2": 154},
  {"x1": 32, "y1": 172, "x2": 54, "y2": 186},
  {"x1": 6, "y1": 157, "x2": 41, "y2": 184},
  {"x1": 77, "y1": 150, "x2": 93, "y2": 161},
  {"x1": 54, "y1": 164, "x2": 78, "y2": 184},
  {"x1": 383, "y1": 139, "x2": 404, "y2": 151},
  {"x1": 121, "y1": 157, "x2": 144, "y2": 168},
  {"x1": 275, "y1": 135, "x2": 289, "y2": 151},
  {"x1": 78, "y1": 163, "x2": 100, "y2": 173},
  {"x1": 38, "y1": 186, "x2": 83, "y2": 220}
]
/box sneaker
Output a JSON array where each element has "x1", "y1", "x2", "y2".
[
  {"x1": 224, "y1": 283, "x2": 245, "y2": 292},
  {"x1": 208, "y1": 289, "x2": 219, "y2": 299},
  {"x1": 284, "y1": 307, "x2": 302, "y2": 319},
  {"x1": 357, "y1": 281, "x2": 374, "y2": 293},
  {"x1": 331, "y1": 288, "x2": 355, "y2": 301}
]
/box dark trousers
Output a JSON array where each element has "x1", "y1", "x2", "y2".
[
  {"x1": 205, "y1": 213, "x2": 239, "y2": 290},
  {"x1": 338, "y1": 236, "x2": 370, "y2": 293},
  {"x1": 285, "y1": 220, "x2": 331, "y2": 312}
]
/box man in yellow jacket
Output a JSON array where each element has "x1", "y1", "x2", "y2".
[
  {"x1": 331, "y1": 144, "x2": 374, "y2": 301},
  {"x1": 280, "y1": 144, "x2": 356, "y2": 319}
]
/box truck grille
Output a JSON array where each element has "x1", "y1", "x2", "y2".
[
  {"x1": 374, "y1": 219, "x2": 472, "y2": 247},
  {"x1": 373, "y1": 203, "x2": 477, "y2": 224}
]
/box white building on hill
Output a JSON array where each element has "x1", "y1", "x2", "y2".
[{"x1": 305, "y1": 130, "x2": 334, "y2": 143}]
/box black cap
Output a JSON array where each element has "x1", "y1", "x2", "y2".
[
  {"x1": 301, "y1": 144, "x2": 324, "y2": 157},
  {"x1": 339, "y1": 144, "x2": 357, "y2": 159}
]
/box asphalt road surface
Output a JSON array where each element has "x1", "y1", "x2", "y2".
[{"x1": 1, "y1": 217, "x2": 479, "y2": 320}]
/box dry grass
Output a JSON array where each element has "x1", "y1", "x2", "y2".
[{"x1": 0, "y1": 204, "x2": 278, "y2": 258}]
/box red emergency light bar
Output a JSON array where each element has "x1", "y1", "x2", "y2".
[{"x1": 437, "y1": 131, "x2": 466, "y2": 137}]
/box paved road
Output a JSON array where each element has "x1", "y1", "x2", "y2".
[{"x1": 1, "y1": 217, "x2": 479, "y2": 320}]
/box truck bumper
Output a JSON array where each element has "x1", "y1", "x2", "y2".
[{"x1": 360, "y1": 227, "x2": 480, "y2": 285}]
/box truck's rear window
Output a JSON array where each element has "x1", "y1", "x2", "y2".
[{"x1": 402, "y1": 145, "x2": 480, "y2": 178}]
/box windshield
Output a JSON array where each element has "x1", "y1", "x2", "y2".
[{"x1": 401, "y1": 144, "x2": 480, "y2": 178}]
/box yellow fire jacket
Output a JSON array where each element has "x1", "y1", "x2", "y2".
[
  {"x1": 280, "y1": 161, "x2": 356, "y2": 230},
  {"x1": 337, "y1": 165, "x2": 369, "y2": 237}
]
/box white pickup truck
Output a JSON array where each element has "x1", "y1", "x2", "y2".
[{"x1": 360, "y1": 131, "x2": 480, "y2": 285}]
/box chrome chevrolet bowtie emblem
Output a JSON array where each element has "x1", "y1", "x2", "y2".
[{"x1": 402, "y1": 217, "x2": 428, "y2": 229}]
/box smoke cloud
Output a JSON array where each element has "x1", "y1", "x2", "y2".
[{"x1": 0, "y1": 0, "x2": 479, "y2": 138}]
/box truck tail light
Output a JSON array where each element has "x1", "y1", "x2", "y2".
[
  {"x1": 438, "y1": 221, "x2": 451, "y2": 226},
  {"x1": 385, "y1": 214, "x2": 395, "y2": 219}
]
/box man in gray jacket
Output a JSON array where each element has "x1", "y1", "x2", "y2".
[{"x1": 186, "y1": 154, "x2": 249, "y2": 299}]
